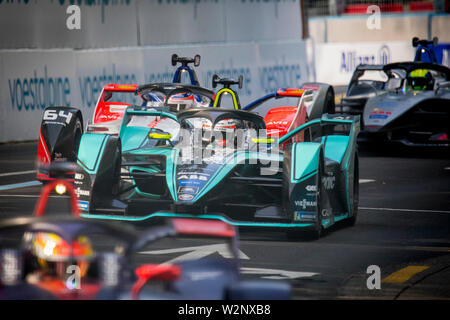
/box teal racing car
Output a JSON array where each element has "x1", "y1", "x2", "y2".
[{"x1": 75, "y1": 85, "x2": 360, "y2": 239}]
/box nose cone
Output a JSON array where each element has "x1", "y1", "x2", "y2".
[{"x1": 175, "y1": 162, "x2": 221, "y2": 203}]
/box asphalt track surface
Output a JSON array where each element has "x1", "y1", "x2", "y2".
[{"x1": 0, "y1": 141, "x2": 449, "y2": 300}]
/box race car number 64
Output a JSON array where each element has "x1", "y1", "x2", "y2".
[{"x1": 44, "y1": 110, "x2": 73, "y2": 124}]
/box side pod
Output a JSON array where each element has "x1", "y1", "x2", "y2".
[{"x1": 75, "y1": 133, "x2": 121, "y2": 213}]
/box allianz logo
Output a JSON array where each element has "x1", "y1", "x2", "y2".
[
  {"x1": 322, "y1": 176, "x2": 335, "y2": 190},
  {"x1": 75, "y1": 173, "x2": 84, "y2": 180}
]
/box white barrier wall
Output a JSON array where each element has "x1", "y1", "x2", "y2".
[
  {"x1": 431, "y1": 15, "x2": 450, "y2": 43},
  {"x1": 309, "y1": 14, "x2": 450, "y2": 43},
  {"x1": 0, "y1": 41, "x2": 309, "y2": 143},
  {"x1": 313, "y1": 41, "x2": 416, "y2": 86},
  {"x1": 0, "y1": 0, "x2": 303, "y2": 49},
  {"x1": 0, "y1": 1, "x2": 138, "y2": 49}
]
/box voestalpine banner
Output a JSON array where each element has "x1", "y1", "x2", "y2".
[
  {"x1": 0, "y1": 41, "x2": 309, "y2": 142},
  {"x1": 0, "y1": 0, "x2": 302, "y2": 49},
  {"x1": 313, "y1": 41, "x2": 416, "y2": 86}
]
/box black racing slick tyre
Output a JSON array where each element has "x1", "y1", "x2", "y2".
[
  {"x1": 71, "y1": 118, "x2": 83, "y2": 162},
  {"x1": 111, "y1": 139, "x2": 122, "y2": 197},
  {"x1": 325, "y1": 87, "x2": 335, "y2": 115},
  {"x1": 309, "y1": 154, "x2": 324, "y2": 239},
  {"x1": 346, "y1": 154, "x2": 359, "y2": 227}
]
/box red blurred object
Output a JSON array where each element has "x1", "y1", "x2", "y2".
[
  {"x1": 34, "y1": 180, "x2": 80, "y2": 217},
  {"x1": 36, "y1": 129, "x2": 51, "y2": 180},
  {"x1": 345, "y1": 3, "x2": 403, "y2": 14},
  {"x1": 172, "y1": 218, "x2": 235, "y2": 238},
  {"x1": 409, "y1": 1, "x2": 434, "y2": 12},
  {"x1": 131, "y1": 264, "x2": 181, "y2": 299}
]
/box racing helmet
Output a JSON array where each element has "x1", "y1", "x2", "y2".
[
  {"x1": 166, "y1": 93, "x2": 198, "y2": 112},
  {"x1": 407, "y1": 69, "x2": 433, "y2": 90},
  {"x1": 25, "y1": 232, "x2": 94, "y2": 279}
]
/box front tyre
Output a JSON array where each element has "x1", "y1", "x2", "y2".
[
  {"x1": 324, "y1": 87, "x2": 335, "y2": 115},
  {"x1": 346, "y1": 154, "x2": 359, "y2": 227}
]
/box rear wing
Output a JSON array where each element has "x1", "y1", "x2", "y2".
[
  {"x1": 103, "y1": 84, "x2": 139, "y2": 92},
  {"x1": 92, "y1": 84, "x2": 139, "y2": 125},
  {"x1": 243, "y1": 87, "x2": 315, "y2": 111},
  {"x1": 355, "y1": 64, "x2": 385, "y2": 71}
]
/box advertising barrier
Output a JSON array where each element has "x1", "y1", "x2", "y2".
[
  {"x1": 313, "y1": 41, "x2": 416, "y2": 86},
  {"x1": 0, "y1": 41, "x2": 308, "y2": 142}
]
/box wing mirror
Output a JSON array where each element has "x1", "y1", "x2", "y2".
[
  {"x1": 148, "y1": 131, "x2": 173, "y2": 140},
  {"x1": 435, "y1": 81, "x2": 450, "y2": 94}
]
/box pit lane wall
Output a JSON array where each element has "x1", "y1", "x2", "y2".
[{"x1": 0, "y1": 41, "x2": 310, "y2": 143}]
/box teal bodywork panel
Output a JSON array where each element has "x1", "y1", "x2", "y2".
[
  {"x1": 291, "y1": 143, "x2": 321, "y2": 183},
  {"x1": 77, "y1": 133, "x2": 108, "y2": 174},
  {"x1": 324, "y1": 135, "x2": 349, "y2": 163}
]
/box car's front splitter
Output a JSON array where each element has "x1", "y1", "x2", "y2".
[{"x1": 80, "y1": 211, "x2": 315, "y2": 228}]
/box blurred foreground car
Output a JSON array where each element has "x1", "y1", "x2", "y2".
[{"x1": 0, "y1": 169, "x2": 290, "y2": 300}]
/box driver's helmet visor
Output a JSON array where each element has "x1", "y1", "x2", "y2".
[
  {"x1": 408, "y1": 69, "x2": 432, "y2": 90},
  {"x1": 27, "y1": 232, "x2": 94, "y2": 262},
  {"x1": 167, "y1": 93, "x2": 196, "y2": 112}
]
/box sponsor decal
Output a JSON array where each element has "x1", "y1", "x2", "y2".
[
  {"x1": 177, "y1": 186, "x2": 199, "y2": 194},
  {"x1": 294, "y1": 199, "x2": 317, "y2": 210},
  {"x1": 75, "y1": 187, "x2": 90, "y2": 197},
  {"x1": 266, "y1": 121, "x2": 289, "y2": 126},
  {"x1": 178, "y1": 180, "x2": 201, "y2": 186},
  {"x1": 294, "y1": 211, "x2": 316, "y2": 221},
  {"x1": 179, "y1": 194, "x2": 194, "y2": 201},
  {"x1": 75, "y1": 173, "x2": 84, "y2": 180},
  {"x1": 369, "y1": 108, "x2": 392, "y2": 120},
  {"x1": 77, "y1": 200, "x2": 89, "y2": 211},
  {"x1": 322, "y1": 176, "x2": 335, "y2": 190},
  {"x1": 321, "y1": 209, "x2": 332, "y2": 217}
]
